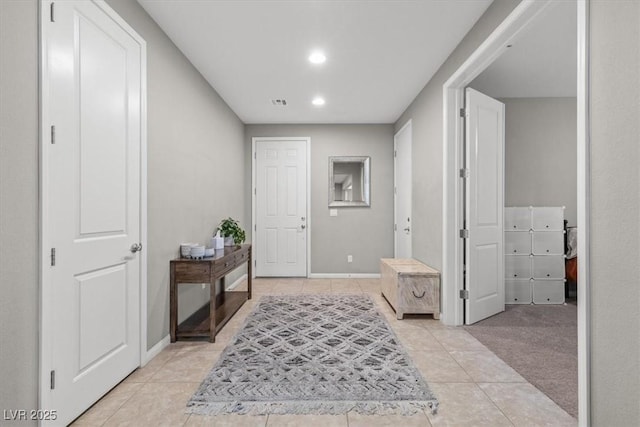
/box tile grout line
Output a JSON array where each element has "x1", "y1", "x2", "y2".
[
  {"x1": 475, "y1": 383, "x2": 517, "y2": 427},
  {"x1": 97, "y1": 384, "x2": 142, "y2": 427}
]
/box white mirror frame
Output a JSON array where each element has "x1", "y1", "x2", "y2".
[{"x1": 328, "y1": 156, "x2": 370, "y2": 207}]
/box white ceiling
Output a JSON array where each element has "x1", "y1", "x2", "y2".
[
  {"x1": 470, "y1": 1, "x2": 577, "y2": 98},
  {"x1": 137, "y1": 0, "x2": 493, "y2": 124}
]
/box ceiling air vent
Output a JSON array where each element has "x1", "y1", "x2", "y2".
[{"x1": 271, "y1": 99, "x2": 287, "y2": 106}]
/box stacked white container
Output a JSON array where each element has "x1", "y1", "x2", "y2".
[{"x1": 504, "y1": 207, "x2": 566, "y2": 304}]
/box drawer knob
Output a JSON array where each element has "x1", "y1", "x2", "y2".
[{"x1": 412, "y1": 290, "x2": 426, "y2": 299}]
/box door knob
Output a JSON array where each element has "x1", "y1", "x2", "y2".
[
  {"x1": 301, "y1": 224, "x2": 306, "y2": 229},
  {"x1": 404, "y1": 227, "x2": 410, "y2": 233},
  {"x1": 130, "y1": 243, "x2": 143, "y2": 253}
]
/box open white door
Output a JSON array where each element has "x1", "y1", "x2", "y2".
[
  {"x1": 254, "y1": 138, "x2": 308, "y2": 277},
  {"x1": 42, "y1": 1, "x2": 145, "y2": 424},
  {"x1": 394, "y1": 120, "x2": 412, "y2": 259},
  {"x1": 464, "y1": 88, "x2": 505, "y2": 324}
]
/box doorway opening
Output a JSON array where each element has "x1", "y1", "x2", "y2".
[{"x1": 442, "y1": 0, "x2": 589, "y2": 423}]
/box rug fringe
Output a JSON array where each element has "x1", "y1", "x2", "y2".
[{"x1": 187, "y1": 399, "x2": 439, "y2": 416}]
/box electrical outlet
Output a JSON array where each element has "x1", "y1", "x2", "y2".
[
  {"x1": 201, "y1": 283, "x2": 206, "y2": 290},
  {"x1": 347, "y1": 255, "x2": 353, "y2": 263}
]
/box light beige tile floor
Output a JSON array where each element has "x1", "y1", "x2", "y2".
[{"x1": 72, "y1": 278, "x2": 576, "y2": 426}]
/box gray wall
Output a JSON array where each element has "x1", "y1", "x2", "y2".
[
  {"x1": 394, "y1": 0, "x2": 522, "y2": 270},
  {"x1": 245, "y1": 125, "x2": 394, "y2": 274},
  {"x1": 590, "y1": 1, "x2": 640, "y2": 425},
  {"x1": 0, "y1": 0, "x2": 39, "y2": 421},
  {"x1": 105, "y1": 0, "x2": 246, "y2": 348},
  {"x1": 500, "y1": 97, "x2": 577, "y2": 226}
]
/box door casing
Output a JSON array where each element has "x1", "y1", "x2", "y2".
[
  {"x1": 251, "y1": 137, "x2": 311, "y2": 278},
  {"x1": 39, "y1": 0, "x2": 148, "y2": 420},
  {"x1": 441, "y1": 0, "x2": 590, "y2": 424}
]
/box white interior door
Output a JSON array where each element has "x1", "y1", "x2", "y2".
[
  {"x1": 255, "y1": 138, "x2": 308, "y2": 276},
  {"x1": 394, "y1": 121, "x2": 412, "y2": 259},
  {"x1": 464, "y1": 88, "x2": 505, "y2": 324},
  {"x1": 44, "y1": 1, "x2": 144, "y2": 424}
]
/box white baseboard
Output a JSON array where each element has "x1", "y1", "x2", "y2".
[
  {"x1": 226, "y1": 273, "x2": 248, "y2": 290},
  {"x1": 307, "y1": 273, "x2": 381, "y2": 279},
  {"x1": 144, "y1": 334, "x2": 170, "y2": 366}
]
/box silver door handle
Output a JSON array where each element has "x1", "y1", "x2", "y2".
[
  {"x1": 404, "y1": 227, "x2": 410, "y2": 233},
  {"x1": 130, "y1": 243, "x2": 143, "y2": 253},
  {"x1": 301, "y1": 225, "x2": 306, "y2": 229}
]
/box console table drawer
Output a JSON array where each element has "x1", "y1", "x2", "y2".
[
  {"x1": 174, "y1": 263, "x2": 210, "y2": 282},
  {"x1": 235, "y1": 248, "x2": 250, "y2": 264},
  {"x1": 215, "y1": 258, "x2": 237, "y2": 275}
]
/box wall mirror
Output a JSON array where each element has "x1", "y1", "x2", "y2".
[{"x1": 329, "y1": 156, "x2": 371, "y2": 207}]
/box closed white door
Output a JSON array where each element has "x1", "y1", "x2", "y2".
[
  {"x1": 464, "y1": 88, "x2": 505, "y2": 324},
  {"x1": 44, "y1": 1, "x2": 144, "y2": 424},
  {"x1": 394, "y1": 121, "x2": 412, "y2": 258},
  {"x1": 255, "y1": 138, "x2": 308, "y2": 276}
]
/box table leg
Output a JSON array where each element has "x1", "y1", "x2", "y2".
[
  {"x1": 170, "y1": 264, "x2": 177, "y2": 343},
  {"x1": 247, "y1": 251, "x2": 252, "y2": 300},
  {"x1": 209, "y1": 278, "x2": 216, "y2": 343}
]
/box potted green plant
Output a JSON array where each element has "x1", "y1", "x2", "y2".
[{"x1": 217, "y1": 217, "x2": 246, "y2": 246}]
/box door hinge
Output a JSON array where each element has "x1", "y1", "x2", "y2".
[
  {"x1": 394, "y1": 224, "x2": 397, "y2": 231},
  {"x1": 459, "y1": 229, "x2": 469, "y2": 239},
  {"x1": 460, "y1": 108, "x2": 466, "y2": 117},
  {"x1": 50, "y1": 370, "x2": 56, "y2": 389},
  {"x1": 459, "y1": 289, "x2": 469, "y2": 300},
  {"x1": 254, "y1": 188, "x2": 256, "y2": 195},
  {"x1": 50, "y1": 248, "x2": 56, "y2": 266},
  {"x1": 254, "y1": 224, "x2": 256, "y2": 231},
  {"x1": 50, "y1": 125, "x2": 56, "y2": 144},
  {"x1": 254, "y1": 152, "x2": 256, "y2": 159},
  {"x1": 394, "y1": 186, "x2": 397, "y2": 195},
  {"x1": 394, "y1": 150, "x2": 397, "y2": 158},
  {"x1": 50, "y1": 2, "x2": 55, "y2": 22},
  {"x1": 459, "y1": 168, "x2": 469, "y2": 178}
]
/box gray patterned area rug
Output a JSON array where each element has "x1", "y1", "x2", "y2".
[{"x1": 187, "y1": 294, "x2": 438, "y2": 416}]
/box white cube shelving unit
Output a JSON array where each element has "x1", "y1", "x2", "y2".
[{"x1": 504, "y1": 207, "x2": 566, "y2": 305}]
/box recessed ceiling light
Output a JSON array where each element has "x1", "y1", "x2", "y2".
[
  {"x1": 312, "y1": 97, "x2": 325, "y2": 106},
  {"x1": 308, "y1": 51, "x2": 326, "y2": 64}
]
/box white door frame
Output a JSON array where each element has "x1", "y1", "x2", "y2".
[
  {"x1": 394, "y1": 119, "x2": 412, "y2": 258},
  {"x1": 39, "y1": 0, "x2": 148, "y2": 415},
  {"x1": 251, "y1": 137, "x2": 311, "y2": 278},
  {"x1": 441, "y1": 0, "x2": 590, "y2": 424}
]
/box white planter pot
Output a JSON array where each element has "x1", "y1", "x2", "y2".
[{"x1": 224, "y1": 236, "x2": 234, "y2": 247}]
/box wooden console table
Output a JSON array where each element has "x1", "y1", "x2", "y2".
[{"x1": 170, "y1": 244, "x2": 251, "y2": 342}]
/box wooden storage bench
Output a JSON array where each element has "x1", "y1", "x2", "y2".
[{"x1": 380, "y1": 258, "x2": 440, "y2": 320}]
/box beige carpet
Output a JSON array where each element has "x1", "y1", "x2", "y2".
[{"x1": 464, "y1": 303, "x2": 577, "y2": 418}]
